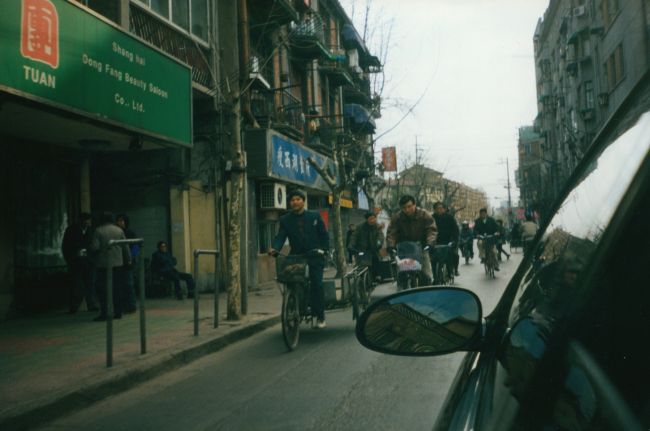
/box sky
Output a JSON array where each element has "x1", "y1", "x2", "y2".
[{"x1": 339, "y1": 0, "x2": 550, "y2": 208}]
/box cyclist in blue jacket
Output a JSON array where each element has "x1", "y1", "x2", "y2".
[{"x1": 269, "y1": 189, "x2": 330, "y2": 328}]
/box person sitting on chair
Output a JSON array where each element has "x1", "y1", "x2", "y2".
[{"x1": 151, "y1": 241, "x2": 195, "y2": 300}]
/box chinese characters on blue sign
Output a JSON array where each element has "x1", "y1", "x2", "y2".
[{"x1": 270, "y1": 135, "x2": 335, "y2": 191}]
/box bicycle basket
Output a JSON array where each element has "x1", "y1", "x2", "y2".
[
  {"x1": 396, "y1": 242, "x2": 423, "y2": 273},
  {"x1": 276, "y1": 255, "x2": 308, "y2": 283},
  {"x1": 431, "y1": 244, "x2": 451, "y2": 261}
]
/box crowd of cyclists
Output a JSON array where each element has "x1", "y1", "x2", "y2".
[
  {"x1": 349, "y1": 194, "x2": 539, "y2": 286},
  {"x1": 269, "y1": 188, "x2": 538, "y2": 328}
]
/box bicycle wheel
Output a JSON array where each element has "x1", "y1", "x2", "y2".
[{"x1": 281, "y1": 286, "x2": 301, "y2": 351}]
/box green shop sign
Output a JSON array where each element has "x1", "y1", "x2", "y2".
[{"x1": 0, "y1": 0, "x2": 192, "y2": 146}]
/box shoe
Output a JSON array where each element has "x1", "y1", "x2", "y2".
[
  {"x1": 495, "y1": 267, "x2": 500, "y2": 271},
  {"x1": 93, "y1": 315, "x2": 107, "y2": 322},
  {"x1": 316, "y1": 319, "x2": 326, "y2": 329},
  {"x1": 455, "y1": 270, "x2": 460, "y2": 276}
]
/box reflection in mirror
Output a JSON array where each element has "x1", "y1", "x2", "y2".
[{"x1": 358, "y1": 288, "x2": 481, "y2": 356}]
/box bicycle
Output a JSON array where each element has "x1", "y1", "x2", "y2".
[
  {"x1": 478, "y1": 235, "x2": 498, "y2": 279},
  {"x1": 348, "y1": 252, "x2": 373, "y2": 320},
  {"x1": 460, "y1": 238, "x2": 474, "y2": 264},
  {"x1": 431, "y1": 242, "x2": 455, "y2": 285},
  {"x1": 274, "y1": 253, "x2": 312, "y2": 350}
]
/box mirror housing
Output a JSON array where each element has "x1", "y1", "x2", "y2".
[{"x1": 355, "y1": 287, "x2": 483, "y2": 356}]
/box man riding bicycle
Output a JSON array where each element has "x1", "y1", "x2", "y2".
[
  {"x1": 459, "y1": 221, "x2": 474, "y2": 260},
  {"x1": 349, "y1": 211, "x2": 385, "y2": 282},
  {"x1": 473, "y1": 208, "x2": 500, "y2": 271},
  {"x1": 386, "y1": 195, "x2": 438, "y2": 284},
  {"x1": 268, "y1": 189, "x2": 329, "y2": 328},
  {"x1": 432, "y1": 202, "x2": 460, "y2": 279}
]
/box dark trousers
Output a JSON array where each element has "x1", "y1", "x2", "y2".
[
  {"x1": 68, "y1": 261, "x2": 96, "y2": 312},
  {"x1": 96, "y1": 267, "x2": 122, "y2": 318},
  {"x1": 121, "y1": 266, "x2": 136, "y2": 312},
  {"x1": 308, "y1": 258, "x2": 325, "y2": 320},
  {"x1": 160, "y1": 270, "x2": 195, "y2": 298}
]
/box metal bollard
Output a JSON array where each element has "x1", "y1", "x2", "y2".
[
  {"x1": 138, "y1": 255, "x2": 146, "y2": 354},
  {"x1": 214, "y1": 252, "x2": 219, "y2": 329},
  {"x1": 104, "y1": 238, "x2": 145, "y2": 367},
  {"x1": 106, "y1": 266, "x2": 113, "y2": 368},
  {"x1": 193, "y1": 252, "x2": 200, "y2": 336}
]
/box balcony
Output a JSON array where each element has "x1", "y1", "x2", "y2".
[
  {"x1": 344, "y1": 103, "x2": 376, "y2": 135},
  {"x1": 320, "y1": 55, "x2": 354, "y2": 87},
  {"x1": 271, "y1": 90, "x2": 304, "y2": 141},
  {"x1": 289, "y1": 14, "x2": 332, "y2": 61},
  {"x1": 129, "y1": 4, "x2": 211, "y2": 89}
]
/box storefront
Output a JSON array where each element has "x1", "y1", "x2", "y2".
[{"x1": 0, "y1": 0, "x2": 192, "y2": 315}]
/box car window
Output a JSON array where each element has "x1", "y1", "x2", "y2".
[
  {"x1": 529, "y1": 173, "x2": 650, "y2": 430},
  {"x1": 484, "y1": 112, "x2": 650, "y2": 431},
  {"x1": 507, "y1": 111, "x2": 650, "y2": 327}
]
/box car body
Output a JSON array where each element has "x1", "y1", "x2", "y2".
[{"x1": 356, "y1": 73, "x2": 650, "y2": 431}]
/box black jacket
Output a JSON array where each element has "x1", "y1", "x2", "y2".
[
  {"x1": 433, "y1": 213, "x2": 459, "y2": 245},
  {"x1": 350, "y1": 222, "x2": 384, "y2": 256},
  {"x1": 272, "y1": 210, "x2": 329, "y2": 254},
  {"x1": 62, "y1": 223, "x2": 91, "y2": 265},
  {"x1": 473, "y1": 216, "x2": 499, "y2": 236},
  {"x1": 151, "y1": 251, "x2": 177, "y2": 273}
]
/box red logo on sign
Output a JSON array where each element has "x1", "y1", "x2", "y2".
[{"x1": 21, "y1": 0, "x2": 59, "y2": 69}]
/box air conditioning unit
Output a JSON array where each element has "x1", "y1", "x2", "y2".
[
  {"x1": 260, "y1": 183, "x2": 286, "y2": 209},
  {"x1": 573, "y1": 5, "x2": 586, "y2": 17}
]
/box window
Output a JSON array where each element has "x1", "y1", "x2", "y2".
[
  {"x1": 135, "y1": 0, "x2": 209, "y2": 41},
  {"x1": 584, "y1": 81, "x2": 594, "y2": 109},
  {"x1": 604, "y1": 44, "x2": 624, "y2": 91},
  {"x1": 258, "y1": 222, "x2": 279, "y2": 253},
  {"x1": 600, "y1": 0, "x2": 620, "y2": 29}
]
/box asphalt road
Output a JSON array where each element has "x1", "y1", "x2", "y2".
[{"x1": 37, "y1": 249, "x2": 522, "y2": 431}]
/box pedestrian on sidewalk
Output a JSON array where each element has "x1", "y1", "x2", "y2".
[
  {"x1": 116, "y1": 214, "x2": 139, "y2": 313},
  {"x1": 62, "y1": 212, "x2": 97, "y2": 314},
  {"x1": 151, "y1": 241, "x2": 195, "y2": 300},
  {"x1": 345, "y1": 224, "x2": 356, "y2": 263},
  {"x1": 89, "y1": 212, "x2": 131, "y2": 321}
]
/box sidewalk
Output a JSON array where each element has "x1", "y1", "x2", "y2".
[{"x1": 0, "y1": 284, "x2": 286, "y2": 430}]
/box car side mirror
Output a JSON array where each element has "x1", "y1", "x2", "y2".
[{"x1": 355, "y1": 287, "x2": 483, "y2": 356}]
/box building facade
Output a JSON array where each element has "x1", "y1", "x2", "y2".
[{"x1": 532, "y1": 0, "x2": 650, "y2": 212}]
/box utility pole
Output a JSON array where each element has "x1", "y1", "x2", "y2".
[{"x1": 505, "y1": 158, "x2": 513, "y2": 228}]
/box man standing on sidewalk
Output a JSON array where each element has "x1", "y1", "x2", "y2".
[
  {"x1": 89, "y1": 212, "x2": 130, "y2": 321},
  {"x1": 62, "y1": 212, "x2": 97, "y2": 314}
]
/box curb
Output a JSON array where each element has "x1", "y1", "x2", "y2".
[{"x1": 0, "y1": 314, "x2": 281, "y2": 431}]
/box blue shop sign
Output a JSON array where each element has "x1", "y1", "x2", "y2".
[{"x1": 270, "y1": 135, "x2": 336, "y2": 191}]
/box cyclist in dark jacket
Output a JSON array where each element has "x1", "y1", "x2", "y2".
[
  {"x1": 269, "y1": 189, "x2": 329, "y2": 328},
  {"x1": 474, "y1": 208, "x2": 500, "y2": 270},
  {"x1": 433, "y1": 202, "x2": 460, "y2": 277},
  {"x1": 350, "y1": 211, "x2": 384, "y2": 280}
]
